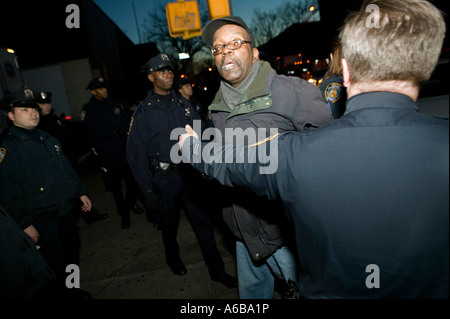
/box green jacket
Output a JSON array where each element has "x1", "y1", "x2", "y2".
[
  {"x1": 0, "y1": 127, "x2": 88, "y2": 229},
  {"x1": 207, "y1": 61, "x2": 334, "y2": 260},
  {"x1": 209, "y1": 62, "x2": 333, "y2": 139}
]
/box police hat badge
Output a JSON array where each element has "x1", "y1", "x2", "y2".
[
  {"x1": 141, "y1": 53, "x2": 173, "y2": 74},
  {"x1": 86, "y1": 77, "x2": 107, "y2": 90}
]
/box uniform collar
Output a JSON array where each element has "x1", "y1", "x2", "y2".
[
  {"x1": 10, "y1": 126, "x2": 42, "y2": 140},
  {"x1": 345, "y1": 92, "x2": 418, "y2": 115}
]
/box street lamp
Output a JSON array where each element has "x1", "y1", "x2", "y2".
[{"x1": 305, "y1": 5, "x2": 316, "y2": 23}]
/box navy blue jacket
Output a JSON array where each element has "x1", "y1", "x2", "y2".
[
  {"x1": 126, "y1": 90, "x2": 202, "y2": 193},
  {"x1": 0, "y1": 127, "x2": 88, "y2": 229},
  {"x1": 183, "y1": 92, "x2": 449, "y2": 298},
  {"x1": 81, "y1": 96, "x2": 129, "y2": 157}
]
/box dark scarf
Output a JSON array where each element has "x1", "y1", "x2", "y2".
[{"x1": 220, "y1": 60, "x2": 261, "y2": 111}]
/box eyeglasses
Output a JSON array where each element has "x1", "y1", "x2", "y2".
[{"x1": 211, "y1": 39, "x2": 251, "y2": 55}]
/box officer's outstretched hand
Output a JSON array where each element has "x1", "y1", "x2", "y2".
[{"x1": 179, "y1": 125, "x2": 199, "y2": 150}]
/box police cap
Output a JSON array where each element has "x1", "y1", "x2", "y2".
[
  {"x1": 0, "y1": 89, "x2": 38, "y2": 112},
  {"x1": 141, "y1": 53, "x2": 173, "y2": 74},
  {"x1": 86, "y1": 77, "x2": 107, "y2": 90},
  {"x1": 175, "y1": 77, "x2": 191, "y2": 91},
  {"x1": 34, "y1": 91, "x2": 52, "y2": 104},
  {"x1": 202, "y1": 16, "x2": 251, "y2": 46}
]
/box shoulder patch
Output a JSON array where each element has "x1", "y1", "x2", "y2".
[
  {"x1": 80, "y1": 110, "x2": 86, "y2": 122},
  {"x1": 0, "y1": 148, "x2": 5, "y2": 165},
  {"x1": 324, "y1": 82, "x2": 344, "y2": 104}
]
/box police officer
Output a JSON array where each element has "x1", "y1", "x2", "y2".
[
  {"x1": 126, "y1": 53, "x2": 237, "y2": 287},
  {"x1": 81, "y1": 77, "x2": 143, "y2": 229},
  {"x1": 35, "y1": 90, "x2": 109, "y2": 224},
  {"x1": 174, "y1": 77, "x2": 212, "y2": 128},
  {"x1": 0, "y1": 203, "x2": 55, "y2": 299},
  {"x1": 0, "y1": 89, "x2": 92, "y2": 299},
  {"x1": 319, "y1": 39, "x2": 346, "y2": 119}
]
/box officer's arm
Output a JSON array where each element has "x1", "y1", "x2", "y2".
[
  {"x1": 180, "y1": 131, "x2": 280, "y2": 200},
  {"x1": 0, "y1": 142, "x2": 34, "y2": 229},
  {"x1": 126, "y1": 110, "x2": 153, "y2": 193}
]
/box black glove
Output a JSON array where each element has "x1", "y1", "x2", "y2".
[{"x1": 143, "y1": 191, "x2": 160, "y2": 221}]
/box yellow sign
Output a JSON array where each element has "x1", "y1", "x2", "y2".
[
  {"x1": 207, "y1": 0, "x2": 232, "y2": 20},
  {"x1": 166, "y1": 0, "x2": 202, "y2": 39}
]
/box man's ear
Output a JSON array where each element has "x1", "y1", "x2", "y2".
[
  {"x1": 7, "y1": 111, "x2": 14, "y2": 122},
  {"x1": 252, "y1": 48, "x2": 259, "y2": 63},
  {"x1": 147, "y1": 73, "x2": 154, "y2": 83},
  {"x1": 342, "y1": 58, "x2": 351, "y2": 88}
]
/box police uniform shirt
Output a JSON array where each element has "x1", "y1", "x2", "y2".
[
  {"x1": 126, "y1": 90, "x2": 201, "y2": 193},
  {"x1": 81, "y1": 96, "x2": 129, "y2": 157}
]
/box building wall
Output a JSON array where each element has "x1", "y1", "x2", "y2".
[{"x1": 60, "y1": 58, "x2": 93, "y2": 119}]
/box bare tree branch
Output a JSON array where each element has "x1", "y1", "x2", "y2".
[{"x1": 250, "y1": 0, "x2": 319, "y2": 46}]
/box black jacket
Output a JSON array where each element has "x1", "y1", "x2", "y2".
[
  {"x1": 81, "y1": 96, "x2": 129, "y2": 157},
  {"x1": 0, "y1": 127, "x2": 88, "y2": 229}
]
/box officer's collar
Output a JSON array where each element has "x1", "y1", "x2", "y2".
[{"x1": 11, "y1": 126, "x2": 41, "y2": 139}]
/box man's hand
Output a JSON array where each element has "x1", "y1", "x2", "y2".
[
  {"x1": 24, "y1": 225, "x2": 39, "y2": 243},
  {"x1": 179, "y1": 125, "x2": 199, "y2": 150},
  {"x1": 80, "y1": 195, "x2": 92, "y2": 212}
]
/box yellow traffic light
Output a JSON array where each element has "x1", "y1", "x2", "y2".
[
  {"x1": 207, "y1": 0, "x2": 232, "y2": 20},
  {"x1": 166, "y1": 0, "x2": 202, "y2": 39}
]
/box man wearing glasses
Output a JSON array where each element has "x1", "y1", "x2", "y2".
[{"x1": 202, "y1": 16, "x2": 334, "y2": 299}]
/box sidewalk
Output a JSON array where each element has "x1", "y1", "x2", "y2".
[{"x1": 76, "y1": 168, "x2": 239, "y2": 299}]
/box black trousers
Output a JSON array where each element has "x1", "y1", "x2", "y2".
[
  {"x1": 101, "y1": 154, "x2": 140, "y2": 215},
  {"x1": 33, "y1": 213, "x2": 80, "y2": 295},
  {"x1": 152, "y1": 166, "x2": 225, "y2": 278}
]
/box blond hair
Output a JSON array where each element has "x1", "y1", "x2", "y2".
[{"x1": 339, "y1": 0, "x2": 446, "y2": 86}]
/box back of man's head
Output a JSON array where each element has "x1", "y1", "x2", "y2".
[{"x1": 340, "y1": 0, "x2": 445, "y2": 86}]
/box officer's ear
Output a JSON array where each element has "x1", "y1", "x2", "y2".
[
  {"x1": 342, "y1": 58, "x2": 351, "y2": 88},
  {"x1": 147, "y1": 73, "x2": 155, "y2": 83},
  {"x1": 7, "y1": 110, "x2": 15, "y2": 121}
]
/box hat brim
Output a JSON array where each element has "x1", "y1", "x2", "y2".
[{"x1": 202, "y1": 16, "x2": 249, "y2": 46}]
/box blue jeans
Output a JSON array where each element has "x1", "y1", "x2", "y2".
[{"x1": 236, "y1": 241, "x2": 298, "y2": 299}]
